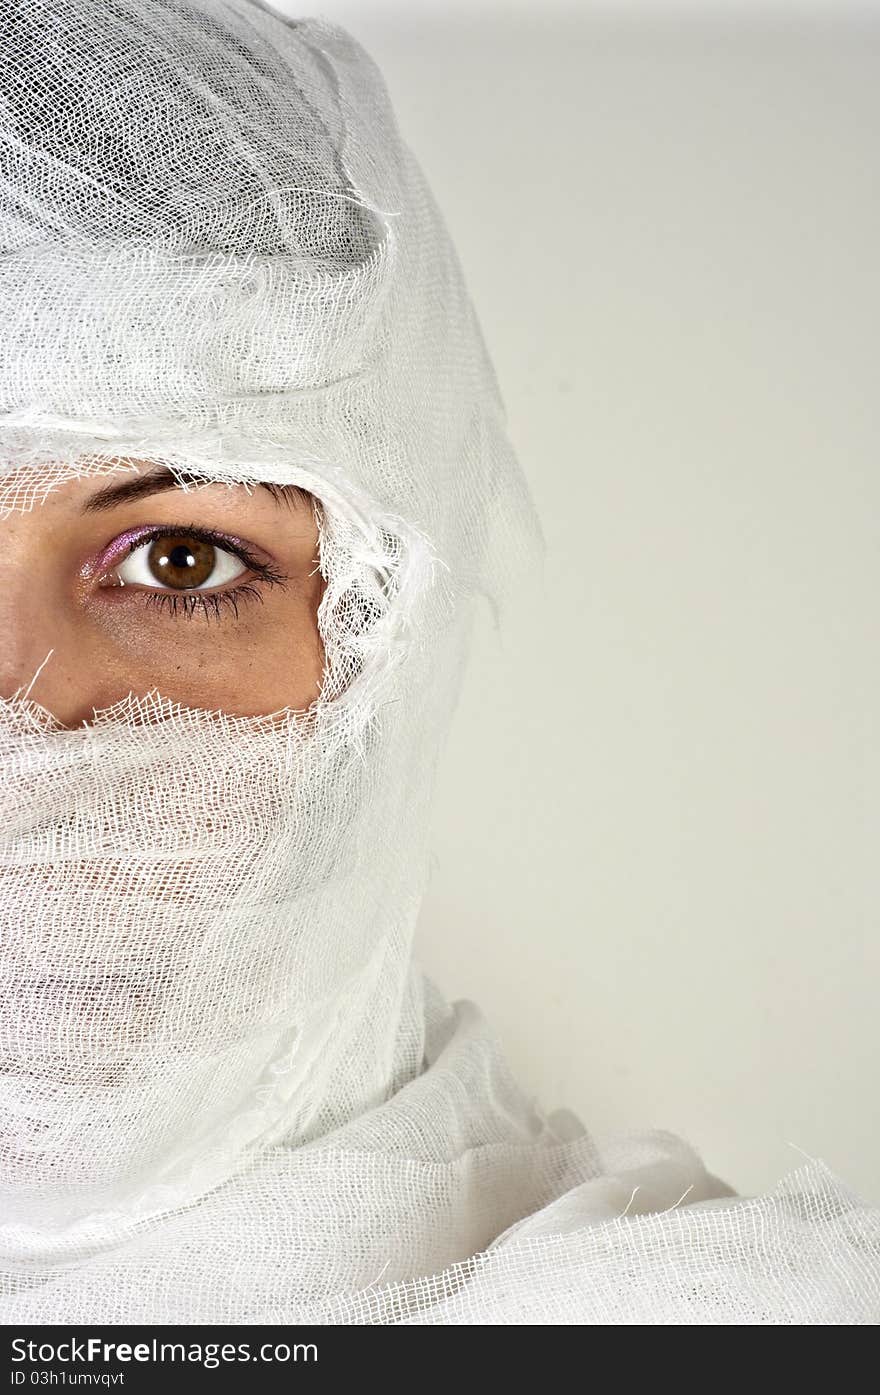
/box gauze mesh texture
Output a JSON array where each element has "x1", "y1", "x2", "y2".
[{"x1": 0, "y1": 0, "x2": 878, "y2": 1324}]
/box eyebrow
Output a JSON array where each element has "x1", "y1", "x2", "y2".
[{"x1": 81, "y1": 467, "x2": 312, "y2": 513}]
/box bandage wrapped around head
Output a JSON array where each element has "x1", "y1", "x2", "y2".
[{"x1": 0, "y1": 0, "x2": 539, "y2": 1236}]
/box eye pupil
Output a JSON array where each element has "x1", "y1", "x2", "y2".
[{"x1": 147, "y1": 535, "x2": 215, "y2": 589}]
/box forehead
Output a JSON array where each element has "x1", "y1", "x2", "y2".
[{"x1": 0, "y1": 457, "x2": 305, "y2": 519}]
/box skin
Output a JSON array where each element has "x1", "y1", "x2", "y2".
[{"x1": 0, "y1": 462, "x2": 326, "y2": 727}]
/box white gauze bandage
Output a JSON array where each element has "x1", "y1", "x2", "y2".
[{"x1": 0, "y1": 0, "x2": 877, "y2": 1325}]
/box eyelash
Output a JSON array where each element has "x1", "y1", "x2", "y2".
[{"x1": 112, "y1": 523, "x2": 288, "y2": 621}]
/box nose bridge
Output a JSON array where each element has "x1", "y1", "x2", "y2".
[{"x1": 0, "y1": 512, "x2": 67, "y2": 702}]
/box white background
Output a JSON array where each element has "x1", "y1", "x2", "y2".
[{"x1": 273, "y1": 1, "x2": 879, "y2": 1203}]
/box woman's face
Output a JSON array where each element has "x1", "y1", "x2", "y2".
[{"x1": 0, "y1": 463, "x2": 326, "y2": 726}]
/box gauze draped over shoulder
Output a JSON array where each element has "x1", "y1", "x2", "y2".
[{"x1": 0, "y1": 0, "x2": 877, "y2": 1324}]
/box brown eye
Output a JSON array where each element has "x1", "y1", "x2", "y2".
[
  {"x1": 114, "y1": 533, "x2": 247, "y2": 591},
  {"x1": 147, "y1": 535, "x2": 215, "y2": 589}
]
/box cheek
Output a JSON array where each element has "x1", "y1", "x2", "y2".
[
  {"x1": 78, "y1": 585, "x2": 326, "y2": 717},
  {"x1": 274, "y1": 584, "x2": 327, "y2": 709},
  {"x1": 218, "y1": 611, "x2": 326, "y2": 715}
]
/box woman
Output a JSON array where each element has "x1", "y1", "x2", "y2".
[{"x1": 0, "y1": 0, "x2": 877, "y2": 1324}]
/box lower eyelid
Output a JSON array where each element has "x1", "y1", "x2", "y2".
[
  {"x1": 142, "y1": 585, "x2": 265, "y2": 620},
  {"x1": 94, "y1": 570, "x2": 288, "y2": 622},
  {"x1": 95, "y1": 581, "x2": 268, "y2": 624}
]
